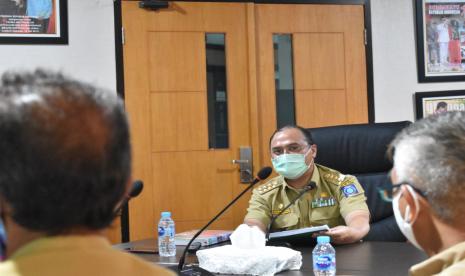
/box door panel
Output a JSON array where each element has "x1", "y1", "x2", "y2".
[
  {"x1": 294, "y1": 33, "x2": 346, "y2": 90},
  {"x1": 122, "y1": 1, "x2": 251, "y2": 240},
  {"x1": 296, "y1": 90, "x2": 347, "y2": 127},
  {"x1": 148, "y1": 32, "x2": 206, "y2": 92},
  {"x1": 152, "y1": 151, "x2": 234, "y2": 222},
  {"x1": 256, "y1": 4, "x2": 368, "y2": 166},
  {"x1": 150, "y1": 92, "x2": 208, "y2": 151}
]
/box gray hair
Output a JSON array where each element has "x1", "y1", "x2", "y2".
[{"x1": 388, "y1": 111, "x2": 465, "y2": 225}]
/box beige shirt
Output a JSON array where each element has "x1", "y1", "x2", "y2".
[
  {"x1": 245, "y1": 164, "x2": 368, "y2": 231},
  {"x1": 0, "y1": 235, "x2": 174, "y2": 276},
  {"x1": 410, "y1": 241, "x2": 465, "y2": 276}
]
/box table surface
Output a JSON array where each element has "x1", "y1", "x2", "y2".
[{"x1": 115, "y1": 239, "x2": 427, "y2": 275}]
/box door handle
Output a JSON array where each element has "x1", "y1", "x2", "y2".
[
  {"x1": 232, "y1": 159, "x2": 249, "y2": 164},
  {"x1": 232, "y1": 147, "x2": 253, "y2": 183}
]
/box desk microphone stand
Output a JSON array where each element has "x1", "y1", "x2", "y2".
[{"x1": 170, "y1": 167, "x2": 272, "y2": 276}]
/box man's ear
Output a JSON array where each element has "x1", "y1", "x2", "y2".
[
  {"x1": 311, "y1": 144, "x2": 317, "y2": 158},
  {"x1": 0, "y1": 195, "x2": 12, "y2": 226},
  {"x1": 400, "y1": 185, "x2": 419, "y2": 223}
]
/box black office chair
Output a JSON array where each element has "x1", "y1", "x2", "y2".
[{"x1": 309, "y1": 121, "x2": 411, "y2": 241}]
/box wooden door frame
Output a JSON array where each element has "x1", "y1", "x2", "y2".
[{"x1": 113, "y1": 0, "x2": 374, "y2": 242}]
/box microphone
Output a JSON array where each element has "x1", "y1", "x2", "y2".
[
  {"x1": 128, "y1": 180, "x2": 144, "y2": 198},
  {"x1": 174, "y1": 167, "x2": 273, "y2": 275},
  {"x1": 265, "y1": 181, "x2": 316, "y2": 243},
  {"x1": 115, "y1": 180, "x2": 144, "y2": 216}
]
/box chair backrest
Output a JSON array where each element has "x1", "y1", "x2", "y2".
[
  {"x1": 308, "y1": 121, "x2": 411, "y2": 241},
  {"x1": 310, "y1": 121, "x2": 411, "y2": 174}
]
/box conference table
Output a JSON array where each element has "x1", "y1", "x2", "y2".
[{"x1": 115, "y1": 239, "x2": 427, "y2": 275}]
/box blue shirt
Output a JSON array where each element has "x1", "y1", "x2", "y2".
[{"x1": 27, "y1": 0, "x2": 52, "y2": 19}]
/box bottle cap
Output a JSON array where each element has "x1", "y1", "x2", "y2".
[
  {"x1": 317, "y1": 236, "x2": 330, "y2": 244},
  {"x1": 161, "y1": 211, "x2": 171, "y2": 218}
]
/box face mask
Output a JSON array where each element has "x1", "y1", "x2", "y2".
[
  {"x1": 271, "y1": 149, "x2": 312, "y2": 180},
  {"x1": 392, "y1": 185, "x2": 423, "y2": 251}
]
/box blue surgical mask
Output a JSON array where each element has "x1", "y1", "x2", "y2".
[{"x1": 271, "y1": 150, "x2": 312, "y2": 180}]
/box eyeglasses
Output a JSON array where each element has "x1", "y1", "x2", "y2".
[
  {"x1": 271, "y1": 143, "x2": 309, "y2": 156},
  {"x1": 378, "y1": 182, "x2": 427, "y2": 202}
]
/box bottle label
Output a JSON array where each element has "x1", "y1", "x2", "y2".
[
  {"x1": 158, "y1": 226, "x2": 165, "y2": 236},
  {"x1": 314, "y1": 255, "x2": 335, "y2": 270},
  {"x1": 158, "y1": 226, "x2": 175, "y2": 237}
]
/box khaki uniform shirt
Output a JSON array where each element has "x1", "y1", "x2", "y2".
[
  {"x1": 245, "y1": 164, "x2": 368, "y2": 231},
  {"x1": 410, "y1": 241, "x2": 465, "y2": 276},
  {"x1": 0, "y1": 235, "x2": 174, "y2": 276}
]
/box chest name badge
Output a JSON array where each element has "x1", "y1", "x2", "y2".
[{"x1": 311, "y1": 197, "x2": 336, "y2": 208}]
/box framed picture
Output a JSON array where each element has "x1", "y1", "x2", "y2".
[
  {"x1": 415, "y1": 0, "x2": 465, "y2": 82},
  {"x1": 0, "y1": 0, "x2": 68, "y2": 44},
  {"x1": 415, "y1": 90, "x2": 465, "y2": 119}
]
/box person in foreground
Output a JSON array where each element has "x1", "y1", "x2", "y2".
[
  {"x1": 387, "y1": 111, "x2": 465, "y2": 275},
  {"x1": 0, "y1": 70, "x2": 173, "y2": 275},
  {"x1": 244, "y1": 125, "x2": 370, "y2": 244}
]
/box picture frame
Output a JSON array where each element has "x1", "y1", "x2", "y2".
[
  {"x1": 415, "y1": 0, "x2": 465, "y2": 82},
  {"x1": 415, "y1": 90, "x2": 465, "y2": 119},
  {"x1": 0, "y1": 0, "x2": 68, "y2": 44}
]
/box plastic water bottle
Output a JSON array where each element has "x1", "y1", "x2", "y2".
[
  {"x1": 158, "y1": 211, "x2": 176, "y2": 257},
  {"x1": 312, "y1": 236, "x2": 336, "y2": 276}
]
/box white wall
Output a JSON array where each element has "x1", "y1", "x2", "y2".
[
  {"x1": 371, "y1": 0, "x2": 465, "y2": 122},
  {"x1": 2, "y1": 0, "x2": 462, "y2": 120},
  {"x1": 0, "y1": 0, "x2": 116, "y2": 91}
]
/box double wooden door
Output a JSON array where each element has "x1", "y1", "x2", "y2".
[{"x1": 121, "y1": 1, "x2": 368, "y2": 240}]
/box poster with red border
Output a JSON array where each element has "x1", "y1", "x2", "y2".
[{"x1": 416, "y1": 0, "x2": 465, "y2": 82}]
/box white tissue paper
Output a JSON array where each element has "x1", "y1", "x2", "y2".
[{"x1": 196, "y1": 224, "x2": 302, "y2": 275}]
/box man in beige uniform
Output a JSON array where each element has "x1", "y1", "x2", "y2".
[
  {"x1": 245, "y1": 126, "x2": 370, "y2": 244},
  {"x1": 0, "y1": 70, "x2": 173, "y2": 276},
  {"x1": 387, "y1": 111, "x2": 465, "y2": 275}
]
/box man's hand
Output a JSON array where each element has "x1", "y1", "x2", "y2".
[
  {"x1": 313, "y1": 210, "x2": 370, "y2": 244},
  {"x1": 244, "y1": 218, "x2": 266, "y2": 233},
  {"x1": 323, "y1": 226, "x2": 361, "y2": 244}
]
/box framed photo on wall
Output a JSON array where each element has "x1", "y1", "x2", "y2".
[
  {"x1": 415, "y1": 90, "x2": 465, "y2": 119},
  {"x1": 0, "y1": 0, "x2": 68, "y2": 44},
  {"x1": 415, "y1": 0, "x2": 465, "y2": 82}
]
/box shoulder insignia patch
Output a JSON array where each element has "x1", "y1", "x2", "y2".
[
  {"x1": 256, "y1": 180, "x2": 280, "y2": 195},
  {"x1": 340, "y1": 183, "x2": 360, "y2": 197}
]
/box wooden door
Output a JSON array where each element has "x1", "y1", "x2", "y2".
[
  {"x1": 255, "y1": 4, "x2": 369, "y2": 165},
  {"x1": 121, "y1": 1, "x2": 368, "y2": 241},
  {"x1": 122, "y1": 2, "x2": 252, "y2": 240}
]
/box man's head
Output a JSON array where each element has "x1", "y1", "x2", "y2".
[
  {"x1": 435, "y1": 101, "x2": 447, "y2": 114},
  {"x1": 269, "y1": 125, "x2": 317, "y2": 180},
  {"x1": 388, "y1": 111, "x2": 465, "y2": 254},
  {"x1": 0, "y1": 69, "x2": 131, "y2": 235}
]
